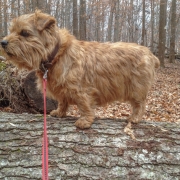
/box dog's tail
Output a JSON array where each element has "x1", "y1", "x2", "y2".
[{"x1": 153, "y1": 55, "x2": 160, "y2": 69}]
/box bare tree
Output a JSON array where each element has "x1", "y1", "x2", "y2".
[
  {"x1": 95, "y1": 0, "x2": 100, "y2": 41},
  {"x1": 158, "y1": 0, "x2": 167, "y2": 67},
  {"x1": 0, "y1": 0, "x2": 2, "y2": 37},
  {"x1": 0, "y1": 0, "x2": 180, "y2": 54},
  {"x1": 79, "y1": 0, "x2": 87, "y2": 40},
  {"x1": 169, "y1": 0, "x2": 176, "y2": 63},
  {"x1": 65, "y1": 0, "x2": 72, "y2": 30},
  {"x1": 46, "y1": 0, "x2": 52, "y2": 14},
  {"x1": 113, "y1": 0, "x2": 120, "y2": 42},
  {"x1": 3, "y1": 0, "x2": 8, "y2": 36},
  {"x1": 73, "y1": 0, "x2": 79, "y2": 38},
  {"x1": 127, "y1": 0, "x2": 134, "y2": 42},
  {"x1": 32, "y1": 0, "x2": 38, "y2": 11},
  {"x1": 54, "y1": 0, "x2": 60, "y2": 20},
  {"x1": 107, "y1": 0, "x2": 115, "y2": 41},
  {"x1": 150, "y1": 0, "x2": 154, "y2": 52},
  {"x1": 141, "y1": 0, "x2": 146, "y2": 45}
]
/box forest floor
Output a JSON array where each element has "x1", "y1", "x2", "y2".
[
  {"x1": 66, "y1": 59, "x2": 180, "y2": 123},
  {"x1": 1, "y1": 59, "x2": 180, "y2": 123}
]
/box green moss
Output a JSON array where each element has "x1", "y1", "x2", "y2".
[
  {"x1": 35, "y1": 114, "x2": 43, "y2": 118},
  {"x1": 0, "y1": 61, "x2": 6, "y2": 71}
]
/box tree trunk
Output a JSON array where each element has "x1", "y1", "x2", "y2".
[
  {"x1": 169, "y1": 0, "x2": 176, "y2": 63},
  {"x1": 95, "y1": 0, "x2": 100, "y2": 42},
  {"x1": 128, "y1": 0, "x2": 134, "y2": 43},
  {"x1": 150, "y1": 0, "x2": 154, "y2": 53},
  {"x1": 65, "y1": 0, "x2": 71, "y2": 30},
  {"x1": 54, "y1": 0, "x2": 60, "y2": 20},
  {"x1": 158, "y1": 0, "x2": 167, "y2": 67},
  {"x1": 113, "y1": 0, "x2": 120, "y2": 42},
  {"x1": 0, "y1": 112, "x2": 180, "y2": 179},
  {"x1": 107, "y1": 0, "x2": 115, "y2": 42},
  {"x1": 3, "y1": 0, "x2": 8, "y2": 36},
  {"x1": 73, "y1": 0, "x2": 79, "y2": 38},
  {"x1": 17, "y1": 0, "x2": 20, "y2": 16},
  {"x1": 79, "y1": 0, "x2": 87, "y2": 40},
  {"x1": 32, "y1": 0, "x2": 38, "y2": 12},
  {"x1": 0, "y1": 1, "x2": 2, "y2": 36},
  {"x1": 46, "y1": 0, "x2": 52, "y2": 14},
  {"x1": 141, "y1": 0, "x2": 146, "y2": 46},
  {"x1": 101, "y1": 1, "x2": 106, "y2": 42}
]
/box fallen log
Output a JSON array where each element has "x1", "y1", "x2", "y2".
[{"x1": 0, "y1": 112, "x2": 180, "y2": 179}]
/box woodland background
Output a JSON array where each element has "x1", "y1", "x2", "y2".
[
  {"x1": 0, "y1": 0, "x2": 180, "y2": 122},
  {"x1": 0, "y1": 0, "x2": 180, "y2": 66},
  {"x1": 0, "y1": 2, "x2": 180, "y2": 179},
  {"x1": 0, "y1": 1, "x2": 180, "y2": 179}
]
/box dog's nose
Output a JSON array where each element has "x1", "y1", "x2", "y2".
[{"x1": 1, "y1": 40, "x2": 8, "y2": 48}]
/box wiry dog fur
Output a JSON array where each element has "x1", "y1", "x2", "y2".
[{"x1": 1, "y1": 11, "x2": 160, "y2": 129}]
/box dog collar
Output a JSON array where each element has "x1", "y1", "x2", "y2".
[{"x1": 40, "y1": 42, "x2": 60, "y2": 72}]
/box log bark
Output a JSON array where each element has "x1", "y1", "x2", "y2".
[{"x1": 0, "y1": 112, "x2": 180, "y2": 180}]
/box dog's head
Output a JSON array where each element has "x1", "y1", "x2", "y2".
[{"x1": 1, "y1": 10, "x2": 60, "y2": 70}]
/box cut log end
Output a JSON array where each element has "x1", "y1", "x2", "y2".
[
  {"x1": 0, "y1": 70, "x2": 57, "y2": 113},
  {"x1": 23, "y1": 71, "x2": 58, "y2": 113}
]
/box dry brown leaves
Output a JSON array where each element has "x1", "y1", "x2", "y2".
[{"x1": 67, "y1": 59, "x2": 180, "y2": 123}]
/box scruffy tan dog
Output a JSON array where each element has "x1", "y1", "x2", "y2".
[{"x1": 1, "y1": 11, "x2": 159, "y2": 129}]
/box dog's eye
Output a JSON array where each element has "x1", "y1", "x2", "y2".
[{"x1": 20, "y1": 30, "x2": 29, "y2": 37}]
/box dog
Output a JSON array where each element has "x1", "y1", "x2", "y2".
[{"x1": 1, "y1": 10, "x2": 160, "y2": 129}]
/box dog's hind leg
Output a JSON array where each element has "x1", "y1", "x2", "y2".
[
  {"x1": 50, "y1": 99, "x2": 68, "y2": 118},
  {"x1": 128, "y1": 100, "x2": 146, "y2": 123},
  {"x1": 74, "y1": 94, "x2": 95, "y2": 129}
]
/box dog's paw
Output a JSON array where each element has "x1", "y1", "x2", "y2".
[
  {"x1": 50, "y1": 109, "x2": 66, "y2": 118},
  {"x1": 75, "y1": 117, "x2": 93, "y2": 129},
  {"x1": 128, "y1": 116, "x2": 141, "y2": 124}
]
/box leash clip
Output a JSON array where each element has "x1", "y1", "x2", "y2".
[{"x1": 43, "y1": 69, "x2": 48, "y2": 79}]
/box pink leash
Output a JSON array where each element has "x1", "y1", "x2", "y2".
[{"x1": 42, "y1": 70, "x2": 49, "y2": 180}]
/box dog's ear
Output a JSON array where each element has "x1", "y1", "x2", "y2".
[{"x1": 35, "y1": 10, "x2": 56, "y2": 31}]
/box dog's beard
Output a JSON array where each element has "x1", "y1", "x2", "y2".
[{"x1": 3, "y1": 40, "x2": 47, "y2": 70}]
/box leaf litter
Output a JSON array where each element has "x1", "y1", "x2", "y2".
[{"x1": 67, "y1": 60, "x2": 180, "y2": 124}]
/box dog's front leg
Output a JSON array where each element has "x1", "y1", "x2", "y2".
[
  {"x1": 50, "y1": 100, "x2": 68, "y2": 118},
  {"x1": 74, "y1": 94, "x2": 94, "y2": 129}
]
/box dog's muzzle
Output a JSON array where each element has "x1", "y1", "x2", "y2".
[{"x1": 1, "y1": 40, "x2": 8, "y2": 48}]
